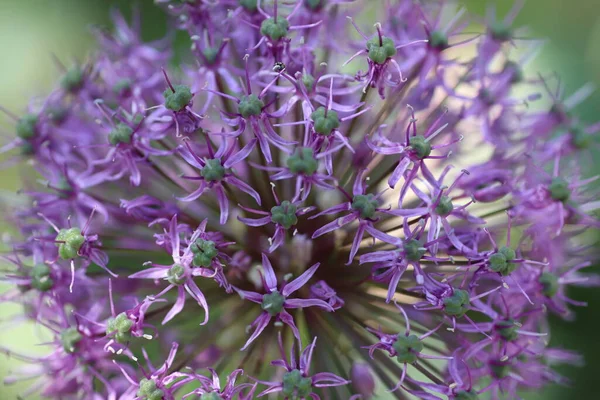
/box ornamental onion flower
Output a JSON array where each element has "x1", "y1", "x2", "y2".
[{"x1": 1, "y1": 1, "x2": 599, "y2": 399}]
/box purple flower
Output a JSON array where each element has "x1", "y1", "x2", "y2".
[
  {"x1": 255, "y1": 334, "x2": 350, "y2": 399},
  {"x1": 234, "y1": 253, "x2": 332, "y2": 350}
]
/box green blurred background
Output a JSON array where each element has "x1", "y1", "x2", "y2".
[{"x1": 0, "y1": 0, "x2": 598, "y2": 398}]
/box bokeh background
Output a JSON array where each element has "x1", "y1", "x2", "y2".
[{"x1": 0, "y1": 1, "x2": 598, "y2": 398}]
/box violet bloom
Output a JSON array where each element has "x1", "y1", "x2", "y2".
[
  {"x1": 366, "y1": 107, "x2": 459, "y2": 196},
  {"x1": 311, "y1": 170, "x2": 400, "y2": 264},
  {"x1": 92, "y1": 101, "x2": 171, "y2": 186},
  {"x1": 234, "y1": 254, "x2": 332, "y2": 350},
  {"x1": 183, "y1": 369, "x2": 256, "y2": 400},
  {"x1": 207, "y1": 56, "x2": 296, "y2": 164},
  {"x1": 255, "y1": 335, "x2": 350, "y2": 399},
  {"x1": 129, "y1": 216, "x2": 216, "y2": 325},
  {"x1": 178, "y1": 136, "x2": 260, "y2": 224},
  {"x1": 345, "y1": 19, "x2": 427, "y2": 98},
  {"x1": 115, "y1": 342, "x2": 194, "y2": 400},
  {"x1": 38, "y1": 209, "x2": 115, "y2": 292},
  {"x1": 366, "y1": 304, "x2": 449, "y2": 392},
  {"x1": 238, "y1": 187, "x2": 315, "y2": 252}
]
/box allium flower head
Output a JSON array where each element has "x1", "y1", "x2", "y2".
[{"x1": 2, "y1": 1, "x2": 599, "y2": 399}]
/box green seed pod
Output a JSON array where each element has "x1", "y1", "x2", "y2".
[
  {"x1": 271, "y1": 201, "x2": 299, "y2": 229},
  {"x1": 489, "y1": 22, "x2": 512, "y2": 42},
  {"x1": 443, "y1": 289, "x2": 470, "y2": 317},
  {"x1": 56, "y1": 228, "x2": 85, "y2": 260},
  {"x1": 30, "y1": 264, "x2": 54, "y2": 292},
  {"x1": 260, "y1": 17, "x2": 290, "y2": 41},
  {"x1": 61, "y1": 67, "x2": 84, "y2": 93},
  {"x1": 495, "y1": 319, "x2": 519, "y2": 341},
  {"x1": 201, "y1": 158, "x2": 226, "y2": 182},
  {"x1": 539, "y1": 272, "x2": 559, "y2": 297},
  {"x1": 428, "y1": 30, "x2": 449, "y2": 50},
  {"x1": 137, "y1": 378, "x2": 165, "y2": 400},
  {"x1": 311, "y1": 107, "x2": 340, "y2": 136},
  {"x1": 163, "y1": 84, "x2": 193, "y2": 111},
  {"x1": 60, "y1": 327, "x2": 82, "y2": 353},
  {"x1": 548, "y1": 177, "x2": 570, "y2": 202},
  {"x1": 455, "y1": 390, "x2": 480, "y2": 400},
  {"x1": 191, "y1": 239, "x2": 219, "y2": 267},
  {"x1": 366, "y1": 36, "x2": 397, "y2": 64},
  {"x1": 282, "y1": 369, "x2": 313, "y2": 397},
  {"x1": 238, "y1": 0, "x2": 258, "y2": 12},
  {"x1": 16, "y1": 114, "x2": 38, "y2": 140},
  {"x1": 408, "y1": 135, "x2": 432, "y2": 159},
  {"x1": 109, "y1": 123, "x2": 134, "y2": 145},
  {"x1": 287, "y1": 147, "x2": 319, "y2": 175},
  {"x1": 393, "y1": 334, "x2": 423, "y2": 364},
  {"x1": 351, "y1": 194, "x2": 379, "y2": 219},
  {"x1": 261, "y1": 291, "x2": 285, "y2": 316},
  {"x1": 238, "y1": 94, "x2": 264, "y2": 118},
  {"x1": 167, "y1": 264, "x2": 187, "y2": 285},
  {"x1": 404, "y1": 239, "x2": 426, "y2": 261},
  {"x1": 434, "y1": 196, "x2": 454, "y2": 217}
]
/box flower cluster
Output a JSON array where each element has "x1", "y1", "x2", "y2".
[{"x1": 2, "y1": 1, "x2": 599, "y2": 399}]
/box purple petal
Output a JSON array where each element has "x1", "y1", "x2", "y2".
[
  {"x1": 238, "y1": 215, "x2": 271, "y2": 227},
  {"x1": 261, "y1": 253, "x2": 278, "y2": 291},
  {"x1": 162, "y1": 286, "x2": 186, "y2": 324},
  {"x1": 364, "y1": 224, "x2": 400, "y2": 245},
  {"x1": 215, "y1": 185, "x2": 229, "y2": 225},
  {"x1": 282, "y1": 262, "x2": 320, "y2": 297},
  {"x1": 347, "y1": 223, "x2": 366, "y2": 265},
  {"x1": 185, "y1": 280, "x2": 209, "y2": 325},
  {"x1": 225, "y1": 176, "x2": 262, "y2": 206},
  {"x1": 224, "y1": 139, "x2": 257, "y2": 168},
  {"x1": 278, "y1": 309, "x2": 300, "y2": 340},
  {"x1": 285, "y1": 298, "x2": 333, "y2": 311},
  {"x1": 233, "y1": 287, "x2": 264, "y2": 303},
  {"x1": 129, "y1": 266, "x2": 168, "y2": 279},
  {"x1": 241, "y1": 312, "x2": 271, "y2": 351},
  {"x1": 312, "y1": 214, "x2": 356, "y2": 238},
  {"x1": 312, "y1": 372, "x2": 350, "y2": 388}
]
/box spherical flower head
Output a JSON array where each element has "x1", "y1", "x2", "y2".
[
  {"x1": 107, "y1": 312, "x2": 134, "y2": 343},
  {"x1": 548, "y1": 177, "x2": 571, "y2": 202},
  {"x1": 60, "y1": 327, "x2": 82, "y2": 353},
  {"x1": 443, "y1": 289, "x2": 470, "y2": 317},
  {"x1": 109, "y1": 123, "x2": 133, "y2": 145},
  {"x1": 271, "y1": 200, "x2": 298, "y2": 229},
  {"x1": 539, "y1": 272, "x2": 559, "y2": 297},
  {"x1": 137, "y1": 378, "x2": 165, "y2": 400},
  {"x1": 29, "y1": 264, "x2": 54, "y2": 292},
  {"x1": 429, "y1": 30, "x2": 449, "y2": 50},
  {"x1": 404, "y1": 239, "x2": 426, "y2": 261},
  {"x1": 489, "y1": 246, "x2": 517, "y2": 276},
  {"x1": 311, "y1": 107, "x2": 340, "y2": 136},
  {"x1": 16, "y1": 114, "x2": 38, "y2": 140},
  {"x1": 366, "y1": 36, "x2": 396, "y2": 65},
  {"x1": 435, "y1": 196, "x2": 454, "y2": 217},
  {"x1": 163, "y1": 84, "x2": 193, "y2": 111},
  {"x1": 261, "y1": 290, "x2": 286, "y2": 316},
  {"x1": 191, "y1": 238, "x2": 219, "y2": 267},
  {"x1": 287, "y1": 147, "x2": 318, "y2": 175},
  {"x1": 260, "y1": 17, "x2": 290, "y2": 41},
  {"x1": 495, "y1": 319, "x2": 518, "y2": 341},
  {"x1": 201, "y1": 158, "x2": 226, "y2": 182},
  {"x1": 393, "y1": 334, "x2": 423, "y2": 364},
  {"x1": 56, "y1": 227, "x2": 85, "y2": 260},
  {"x1": 239, "y1": 0, "x2": 258, "y2": 12},
  {"x1": 61, "y1": 66, "x2": 84, "y2": 92},
  {"x1": 282, "y1": 369, "x2": 313, "y2": 398},
  {"x1": 408, "y1": 135, "x2": 432, "y2": 159},
  {"x1": 238, "y1": 94, "x2": 264, "y2": 118},
  {"x1": 167, "y1": 264, "x2": 187, "y2": 285},
  {"x1": 352, "y1": 194, "x2": 378, "y2": 219}
]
